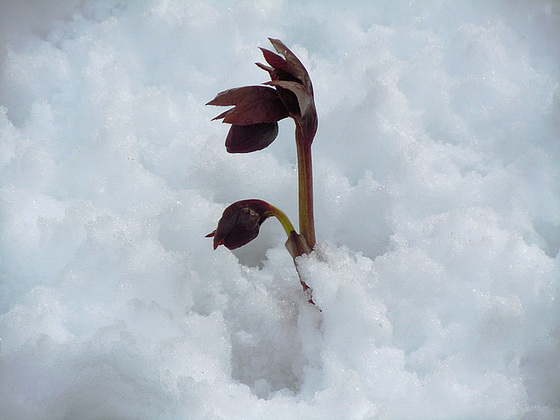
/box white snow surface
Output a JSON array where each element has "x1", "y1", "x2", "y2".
[{"x1": 1, "y1": 1, "x2": 559, "y2": 419}]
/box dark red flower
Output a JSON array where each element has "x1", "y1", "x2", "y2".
[
  {"x1": 207, "y1": 86, "x2": 289, "y2": 153},
  {"x1": 207, "y1": 38, "x2": 317, "y2": 153},
  {"x1": 257, "y1": 38, "x2": 318, "y2": 146},
  {"x1": 205, "y1": 199, "x2": 274, "y2": 250}
]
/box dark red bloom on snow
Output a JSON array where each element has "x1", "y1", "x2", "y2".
[
  {"x1": 207, "y1": 38, "x2": 317, "y2": 153},
  {"x1": 207, "y1": 86, "x2": 289, "y2": 153}
]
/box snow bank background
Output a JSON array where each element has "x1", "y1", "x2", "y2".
[{"x1": 1, "y1": 1, "x2": 559, "y2": 419}]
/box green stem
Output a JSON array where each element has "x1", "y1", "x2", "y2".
[
  {"x1": 295, "y1": 128, "x2": 316, "y2": 248},
  {"x1": 266, "y1": 204, "x2": 296, "y2": 237}
]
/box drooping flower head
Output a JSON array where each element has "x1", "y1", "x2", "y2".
[
  {"x1": 205, "y1": 199, "x2": 274, "y2": 250},
  {"x1": 207, "y1": 38, "x2": 317, "y2": 153}
]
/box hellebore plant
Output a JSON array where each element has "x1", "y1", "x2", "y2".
[{"x1": 206, "y1": 38, "x2": 317, "y2": 302}]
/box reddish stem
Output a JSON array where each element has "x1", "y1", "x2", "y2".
[{"x1": 295, "y1": 127, "x2": 316, "y2": 249}]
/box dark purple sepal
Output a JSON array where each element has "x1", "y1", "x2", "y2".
[{"x1": 225, "y1": 122, "x2": 279, "y2": 153}]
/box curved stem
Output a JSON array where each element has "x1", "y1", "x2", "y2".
[{"x1": 266, "y1": 204, "x2": 296, "y2": 237}]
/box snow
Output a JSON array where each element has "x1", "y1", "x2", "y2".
[{"x1": 1, "y1": 1, "x2": 559, "y2": 419}]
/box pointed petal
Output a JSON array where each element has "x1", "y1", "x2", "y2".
[
  {"x1": 225, "y1": 123, "x2": 279, "y2": 153},
  {"x1": 259, "y1": 47, "x2": 290, "y2": 73},
  {"x1": 207, "y1": 86, "x2": 274, "y2": 106},
  {"x1": 211, "y1": 108, "x2": 231, "y2": 121},
  {"x1": 268, "y1": 38, "x2": 313, "y2": 94},
  {"x1": 207, "y1": 86, "x2": 289, "y2": 125}
]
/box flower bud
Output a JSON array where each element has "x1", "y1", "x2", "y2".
[{"x1": 206, "y1": 199, "x2": 273, "y2": 250}]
